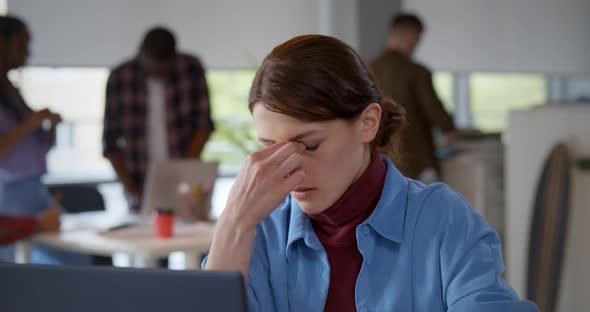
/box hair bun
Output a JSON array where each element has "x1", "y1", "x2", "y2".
[
  {"x1": 376, "y1": 97, "x2": 406, "y2": 149},
  {"x1": 375, "y1": 97, "x2": 406, "y2": 166}
]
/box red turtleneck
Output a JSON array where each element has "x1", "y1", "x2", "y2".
[{"x1": 306, "y1": 151, "x2": 387, "y2": 312}]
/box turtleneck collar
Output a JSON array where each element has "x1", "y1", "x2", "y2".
[{"x1": 306, "y1": 150, "x2": 387, "y2": 244}]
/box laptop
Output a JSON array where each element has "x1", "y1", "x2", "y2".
[
  {"x1": 141, "y1": 159, "x2": 219, "y2": 221},
  {"x1": 0, "y1": 263, "x2": 246, "y2": 312}
]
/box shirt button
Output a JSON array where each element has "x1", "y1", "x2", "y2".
[{"x1": 362, "y1": 225, "x2": 371, "y2": 235}]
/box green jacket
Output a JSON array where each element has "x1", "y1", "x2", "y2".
[{"x1": 371, "y1": 50, "x2": 455, "y2": 179}]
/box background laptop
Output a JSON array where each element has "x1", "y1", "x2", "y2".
[
  {"x1": 141, "y1": 159, "x2": 219, "y2": 221},
  {"x1": 0, "y1": 263, "x2": 246, "y2": 312}
]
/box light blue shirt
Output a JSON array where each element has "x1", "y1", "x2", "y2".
[
  {"x1": 205, "y1": 157, "x2": 538, "y2": 311},
  {"x1": 0, "y1": 106, "x2": 50, "y2": 182}
]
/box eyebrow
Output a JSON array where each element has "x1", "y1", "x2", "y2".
[{"x1": 258, "y1": 129, "x2": 321, "y2": 144}]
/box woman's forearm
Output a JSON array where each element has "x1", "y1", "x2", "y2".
[
  {"x1": 204, "y1": 142, "x2": 305, "y2": 281},
  {"x1": 205, "y1": 209, "x2": 257, "y2": 281}
]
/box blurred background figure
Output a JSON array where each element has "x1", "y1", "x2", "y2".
[
  {"x1": 103, "y1": 27, "x2": 214, "y2": 212},
  {"x1": 371, "y1": 13, "x2": 475, "y2": 183},
  {"x1": 2, "y1": 1, "x2": 589, "y2": 310},
  {"x1": 0, "y1": 15, "x2": 87, "y2": 264}
]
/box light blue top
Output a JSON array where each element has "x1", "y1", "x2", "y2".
[
  {"x1": 204, "y1": 156, "x2": 539, "y2": 312},
  {"x1": 0, "y1": 106, "x2": 50, "y2": 183}
]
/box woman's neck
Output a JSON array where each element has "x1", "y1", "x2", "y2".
[
  {"x1": 306, "y1": 150, "x2": 386, "y2": 227},
  {"x1": 350, "y1": 146, "x2": 373, "y2": 184}
]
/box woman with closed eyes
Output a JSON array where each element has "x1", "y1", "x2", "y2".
[{"x1": 204, "y1": 34, "x2": 538, "y2": 312}]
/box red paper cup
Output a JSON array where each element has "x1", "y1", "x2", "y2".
[{"x1": 154, "y1": 209, "x2": 175, "y2": 239}]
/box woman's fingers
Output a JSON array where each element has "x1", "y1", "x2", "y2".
[
  {"x1": 251, "y1": 141, "x2": 287, "y2": 160},
  {"x1": 244, "y1": 142, "x2": 304, "y2": 184},
  {"x1": 268, "y1": 142, "x2": 305, "y2": 166},
  {"x1": 251, "y1": 141, "x2": 304, "y2": 168},
  {"x1": 224, "y1": 141, "x2": 307, "y2": 226},
  {"x1": 276, "y1": 152, "x2": 304, "y2": 181},
  {"x1": 280, "y1": 167, "x2": 305, "y2": 194}
]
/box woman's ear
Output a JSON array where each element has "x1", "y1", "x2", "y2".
[{"x1": 358, "y1": 103, "x2": 382, "y2": 144}]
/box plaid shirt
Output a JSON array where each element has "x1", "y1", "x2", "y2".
[
  {"x1": 103, "y1": 53, "x2": 214, "y2": 192},
  {"x1": 0, "y1": 215, "x2": 38, "y2": 245}
]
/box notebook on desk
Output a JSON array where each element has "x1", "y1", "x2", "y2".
[{"x1": 0, "y1": 263, "x2": 246, "y2": 312}]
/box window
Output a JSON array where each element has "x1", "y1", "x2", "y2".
[
  {"x1": 202, "y1": 69, "x2": 257, "y2": 174},
  {"x1": 432, "y1": 72, "x2": 454, "y2": 113},
  {"x1": 0, "y1": 0, "x2": 6, "y2": 15},
  {"x1": 11, "y1": 67, "x2": 257, "y2": 178},
  {"x1": 567, "y1": 75, "x2": 590, "y2": 101},
  {"x1": 11, "y1": 67, "x2": 112, "y2": 178},
  {"x1": 471, "y1": 73, "x2": 546, "y2": 132}
]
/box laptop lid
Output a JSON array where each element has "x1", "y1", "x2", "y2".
[
  {"x1": 141, "y1": 159, "x2": 218, "y2": 220},
  {"x1": 0, "y1": 263, "x2": 246, "y2": 312}
]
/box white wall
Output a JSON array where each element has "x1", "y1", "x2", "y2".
[
  {"x1": 330, "y1": 0, "x2": 359, "y2": 50},
  {"x1": 9, "y1": 0, "x2": 406, "y2": 69},
  {"x1": 358, "y1": 0, "x2": 401, "y2": 61},
  {"x1": 404, "y1": 0, "x2": 590, "y2": 74},
  {"x1": 8, "y1": 0, "x2": 320, "y2": 68}
]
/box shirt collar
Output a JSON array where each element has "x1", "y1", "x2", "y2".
[
  {"x1": 363, "y1": 155, "x2": 408, "y2": 243},
  {"x1": 286, "y1": 155, "x2": 409, "y2": 255},
  {"x1": 287, "y1": 197, "x2": 323, "y2": 253}
]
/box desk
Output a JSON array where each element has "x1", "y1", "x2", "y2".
[
  {"x1": 14, "y1": 211, "x2": 215, "y2": 269},
  {"x1": 440, "y1": 138, "x2": 504, "y2": 242}
]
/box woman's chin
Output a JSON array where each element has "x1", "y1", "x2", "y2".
[{"x1": 293, "y1": 197, "x2": 329, "y2": 215}]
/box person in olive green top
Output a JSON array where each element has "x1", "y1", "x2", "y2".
[{"x1": 371, "y1": 13, "x2": 456, "y2": 181}]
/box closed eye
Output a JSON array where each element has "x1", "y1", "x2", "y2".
[{"x1": 305, "y1": 144, "x2": 320, "y2": 151}]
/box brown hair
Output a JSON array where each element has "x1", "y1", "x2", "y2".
[
  {"x1": 0, "y1": 15, "x2": 27, "y2": 73},
  {"x1": 139, "y1": 27, "x2": 176, "y2": 61},
  {"x1": 390, "y1": 13, "x2": 424, "y2": 33},
  {"x1": 0, "y1": 33, "x2": 5, "y2": 74},
  {"x1": 0, "y1": 16, "x2": 29, "y2": 121},
  {"x1": 248, "y1": 34, "x2": 405, "y2": 153}
]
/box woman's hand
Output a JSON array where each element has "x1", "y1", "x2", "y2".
[
  {"x1": 205, "y1": 142, "x2": 305, "y2": 277},
  {"x1": 1, "y1": 109, "x2": 59, "y2": 157},
  {"x1": 36, "y1": 207, "x2": 61, "y2": 233},
  {"x1": 47, "y1": 111, "x2": 62, "y2": 127},
  {"x1": 24, "y1": 109, "x2": 62, "y2": 132},
  {"x1": 36, "y1": 193, "x2": 62, "y2": 233},
  {"x1": 222, "y1": 142, "x2": 306, "y2": 229}
]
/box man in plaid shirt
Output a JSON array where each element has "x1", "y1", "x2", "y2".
[{"x1": 103, "y1": 27, "x2": 214, "y2": 211}]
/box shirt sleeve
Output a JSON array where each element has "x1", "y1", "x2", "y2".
[
  {"x1": 430, "y1": 187, "x2": 539, "y2": 312},
  {"x1": 201, "y1": 225, "x2": 275, "y2": 312},
  {"x1": 244, "y1": 227, "x2": 278, "y2": 312},
  {"x1": 414, "y1": 67, "x2": 455, "y2": 132},
  {"x1": 102, "y1": 71, "x2": 122, "y2": 156},
  {"x1": 0, "y1": 215, "x2": 39, "y2": 245},
  {"x1": 188, "y1": 58, "x2": 215, "y2": 132}
]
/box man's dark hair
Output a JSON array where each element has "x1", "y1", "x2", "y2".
[
  {"x1": 139, "y1": 27, "x2": 177, "y2": 60},
  {"x1": 0, "y1": 15, "x2": 27, "y2": 40},
  {"x1": 390, "y1": 13, "x2": 424, "y2": 33}
]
